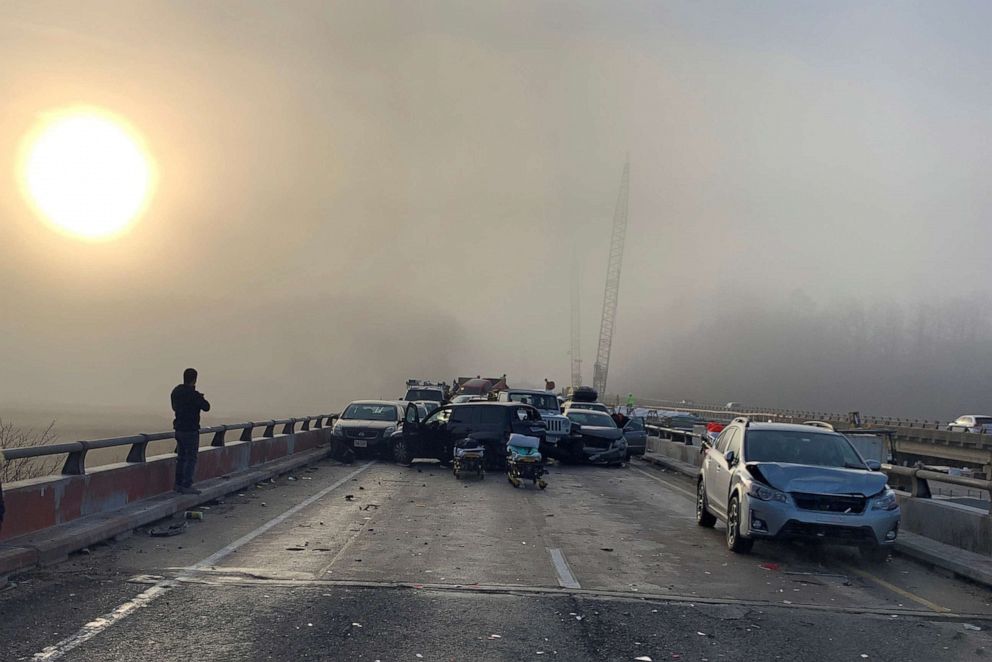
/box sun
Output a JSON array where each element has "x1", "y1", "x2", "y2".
[{"x1": 18, "y1": 107, "x2": 155, "y2": 241}]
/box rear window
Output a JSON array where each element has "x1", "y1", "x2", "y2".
[
  {"x1": 478, "y1": 407, "x2": 506, "y2": 425},
  {"x1": 405, "y1": 388, "x2": 443, "y2": 401}
]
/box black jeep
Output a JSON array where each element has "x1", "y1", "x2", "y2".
[{"x1": 390, "y1": 401, "x2": 547, "y2": 469}]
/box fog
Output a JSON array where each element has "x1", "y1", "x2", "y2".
[{"x1": 2, "y1": 2, "x2": 991, "y2": 426}]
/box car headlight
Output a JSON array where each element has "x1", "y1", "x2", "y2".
[
  {"x1": 383, "y1": 426, "x2": 396, "y2": 437},
  {"x1": 872, "y1": 489, "x2": 899, "y2": 511},
  {"x1": 747, "y1": 482, "x2": 789, "y2": 503},
  {"x1": 332, "y1": 426, "x2": 345, "y2": 437}
]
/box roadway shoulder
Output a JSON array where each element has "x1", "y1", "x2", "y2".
[
  {"x1": 0, "y1": 444, "x2": 332, "y2": 581},
  {"x1": 894, "y1": 530, "x2": 992, "y2": 590},
  {"x1": 638, "y1": 452, "x2": 701, "y2": 479}
]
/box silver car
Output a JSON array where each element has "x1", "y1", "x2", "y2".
[{"x1": 696, "y1": 419, "x2": 900, "y2": 560}]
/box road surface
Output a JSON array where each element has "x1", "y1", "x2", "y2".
[{"x1": 1, "y1": 458, "x2": 990, "y2": 661}]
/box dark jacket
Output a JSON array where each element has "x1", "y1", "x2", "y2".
[{"x1": 171, "y1": 384, "x2": 211, "y2": 432}]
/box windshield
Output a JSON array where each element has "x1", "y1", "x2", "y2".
[
  {"x1": 566, "y1": 411, "x2": 617, "y2": 428},
  {"x1": 341, "y1": 403, "x2": 400, "y2": 422},
  {"x1": 507, "y1": 392, "x2": 558, "y2": 410},
  {"x1": 405, "y1": 388, "x2": 443, "y2": 401},
  {"x1": 744, "y1": 430, "x2": 866, "y2": 469},
  {"x1": 568, "y1": 402, "x2": 608, "y2": 412}
]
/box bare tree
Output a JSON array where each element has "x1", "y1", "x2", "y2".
[{"x1": 0, "y1": 419, "x2": 60, "y2": 483}]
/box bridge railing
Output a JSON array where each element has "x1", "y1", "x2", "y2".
[
  {"x1": 0, "y1": 414, "x2": 338, "y2": 477},
  {"x1": 883, "y1": 464, "x2": 992, "y2": 515}
]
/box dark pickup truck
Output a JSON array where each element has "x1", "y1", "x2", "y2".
[{"x1": 390, "y1": 401, "x2": 547, "y2": 469}]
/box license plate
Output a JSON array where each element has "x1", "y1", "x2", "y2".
[{"x1": 353, "y1": 439, "x2": 367, "y2": 448}]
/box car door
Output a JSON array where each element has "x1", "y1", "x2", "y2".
[
  {"x1": 414, "y1": 406, "x2": 451, "y2": 458},
  {"x1": 704, "y1": 428, "x2": 738, "y2": 517},
  {"x1": 623, "y1": 416, "x2": 647, "y2": 454}
]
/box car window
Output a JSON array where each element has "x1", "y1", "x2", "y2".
[
  {"x1": 342, "y1": 403, "x2": 400, "y2": 421},
  {"x1": 625, "y1": 417, "x2": 644, "y2": 432},
  {"x1": 450, "y1": 406, "x2": 478, "y2": 425},
  {"x1": 404, "y1": 405, "x2": 419, "y2": 424},
  {"x1": 975, "y1": 417, "x2": 992, "y2": 427},
  {"x1": 744, "y1": 430, "x2": 866, "y2": 469},
  {"x1": 424, "y1": 408, "x2": 451, "y2": 426},
  {"x1": 515, "y1": 406, "x2": 541, "y2": 422},
  {"x1": 507, "y1": 392, "x2": 558, "y2": 410},
  {"x1": 714, "y1": 428, "x2": 733, "y2": 452},
  {"x1": 565, "y1": 411, "x2": 617, "y2": 427},
  {"x1": 477, "y1": 407, "x2": 505, "y2": 426},
  {"x1": 725, "y1": 429, "x2": 742, "y2": 457}
]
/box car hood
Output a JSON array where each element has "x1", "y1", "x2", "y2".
[
  {"x1": 335, "y1": 420, "x2": 398, "y2": 431},
  {"x1": 746, "y1": 462, "x2": 887, "y2": 497},
  {"x1": 576, "y1": 426, "x2": 624, "y2": 441}
]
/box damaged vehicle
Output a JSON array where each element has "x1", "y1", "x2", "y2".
[
  {"x1": 696, "y1": 419, "x2": 900, "y2": 561},
  {"x1": 333, "y1": 400, "x2": 406, "y2": 459},
  {"x1": 561, "y1": 409, "x2": 627, "y2": 466},
  {"x1": 495, "y1": 389, "x2": 571, "y2": 449}
]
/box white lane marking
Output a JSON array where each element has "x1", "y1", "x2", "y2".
[
  {"x1": 548, "y1": 548, "x2": 581, "y2": 589},
  {"x1": 630, "y1": 465, "x2": 697, "y2": 500},
  {"x1": 32, "y1": 461, "x2": 376, "y2": 661}
]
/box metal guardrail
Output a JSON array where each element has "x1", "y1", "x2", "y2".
[
  {"x1": 883, "y1": 464, "x2": 992, "y2": 514},
  {"x1": 0, "y1": 414, "x2": 338, "y2": 477}
]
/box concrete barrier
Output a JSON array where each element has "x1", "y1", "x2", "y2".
[
  {"x1": 647, "y1": 437, "x2": 703, "y2": 467},
  {"x1": 896, "y1": 494, "x2": 991, "y2": 557},
  {"x1": 0, "y1": 427, "x2": 330, "y2": 542}
]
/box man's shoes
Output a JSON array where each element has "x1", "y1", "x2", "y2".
[{"x1": 174, "y1": 486, "x2": 202, "y2": 495}]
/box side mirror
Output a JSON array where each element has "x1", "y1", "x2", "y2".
[
  {"x1": 866, "y1": 460, "x2": 881, "y2": 471},
  {"x1": 724, "y1": 450, "x2": 736, "y2": 465}
]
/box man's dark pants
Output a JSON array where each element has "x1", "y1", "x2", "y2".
[{"x1": 175, "y1": 430, "x2": 200, "y2": 488}]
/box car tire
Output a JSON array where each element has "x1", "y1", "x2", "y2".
[
  {"x1": 696, "y1": 480, "x2": 717, "y2": 528},
  {"x1": 726, "y1": 494, "x2": 753, "y2": 554},
  {"x1": 860, "y1": 544, "x2": 889, "y2": 563},
  {"x1": 391, "y1": 438, "x2": 413, "y2": 466}
]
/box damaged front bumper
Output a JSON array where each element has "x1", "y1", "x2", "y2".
[{"x1": 741, "y1": 492, "x2": 901, "y2": 546}]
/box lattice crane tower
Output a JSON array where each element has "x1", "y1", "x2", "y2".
[{"x1": 592, "y1": 160, "x2": 630, "y2": 396}]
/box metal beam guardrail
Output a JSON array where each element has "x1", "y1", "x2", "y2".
[
  {"x1": 0, "y1": 413, "x2": 339, "y2": 477},
  {"x1": 645, "y1": 424, "x2": 702, "y2": 446},
  {"x1": 883, "y1": 464, "x2": 992, "y2": 515}
]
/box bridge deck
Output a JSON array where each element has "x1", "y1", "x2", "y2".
[{"x1": 3, "y1": 459, "x2": 990, "y2": 661}]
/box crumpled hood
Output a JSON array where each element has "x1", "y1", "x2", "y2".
[
  {"x1": 575, "y1": 426, "x2": 624, "y2": 441},
  {"x1": 746, "y1": 462, "x2": 887, "y2": 497}
]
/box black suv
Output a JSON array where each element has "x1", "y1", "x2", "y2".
[{"x1": 390, "y1": 401, "x2": 546, "y2": 469}]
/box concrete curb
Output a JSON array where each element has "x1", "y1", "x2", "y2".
[
  {"x1": 0, "y1": 444, "x2": 333, "y2": 583},
  {"x1": 634, "y1": 454, "x2": 992, "y2": 591}
]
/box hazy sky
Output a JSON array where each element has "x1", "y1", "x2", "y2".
[{"x1": 2, "y1": 2, "x2": 991, "y2": 421}]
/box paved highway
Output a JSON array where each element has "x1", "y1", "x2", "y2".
[{"x1": 2, "y1": 458, "x2": 990, "y2": 661}]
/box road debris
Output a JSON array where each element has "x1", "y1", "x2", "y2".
[
  {"x1": 964, "y1": 624, "x2": 983, "y2": 631},
  {"x1": 759, "y1": 562, "x2": 780, "y2": 571}
]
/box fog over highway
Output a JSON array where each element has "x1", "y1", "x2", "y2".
[{"x1": 2, "y1": 5, "x2": 992, "y2": 426}]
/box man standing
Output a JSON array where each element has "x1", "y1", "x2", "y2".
[
  {"x1": 171, "y1": 368, "x2": 210, "y2": 495},
  {"x1": 626, "y1": 393, "x2": 636, "y2": 415}
]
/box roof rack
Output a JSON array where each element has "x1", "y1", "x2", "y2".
[{"x1": 731, "y1": 416, "x2": 750, "y2": 427}]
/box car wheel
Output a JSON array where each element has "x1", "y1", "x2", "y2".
[
  {"x1": 860, "y1": 544, "x2": 889, "y2": 563},
  {"x1": 726, "y1": 494, "x2": 753, "y2": 554},
  {"x1": 696, "y1": 480, "x2": 716, "y2": 528},
  {"x1": 391, "y1": 438, "x2": 412, "y2": 466}
]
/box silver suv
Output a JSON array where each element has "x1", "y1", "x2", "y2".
[{"x1": 696, "y1": 419, "x2": 900, "y2": 560}]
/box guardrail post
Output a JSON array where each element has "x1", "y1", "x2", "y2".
[
  {"x1": 126, "y1": 434, "x2": 149, "y2": 463},
  {"x1": 301, "y1": 417, "x2": 311, "y2": 432},
  {"x1": 263, "y1": 421, "x2": 276, "y2": 438},
  {"x1": 240, "y1": 424, "x2": 255, "y2": 442},
  {"x1": 910, "y1": 469, "x2": 932, "y2": 499},
  {"x1": 282, "y1": 420, "x2": 295, "y2": 435},
  {"x1": 211, "y1": 426, "x2": 227, "y2": 447},
  {"x1": 314, "y1": 416, "x2": 323, "y2": 428},
  {"x1": 62, "y1": 442, "x2": 87, "y2": 475}
]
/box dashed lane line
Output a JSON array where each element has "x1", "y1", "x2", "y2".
[
  {"x1": 548, "y1": 548, "x2": 581, "y2": 589},
  {"x1": 31, "y1": 461, "x2": 376, "y2": 661}
]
